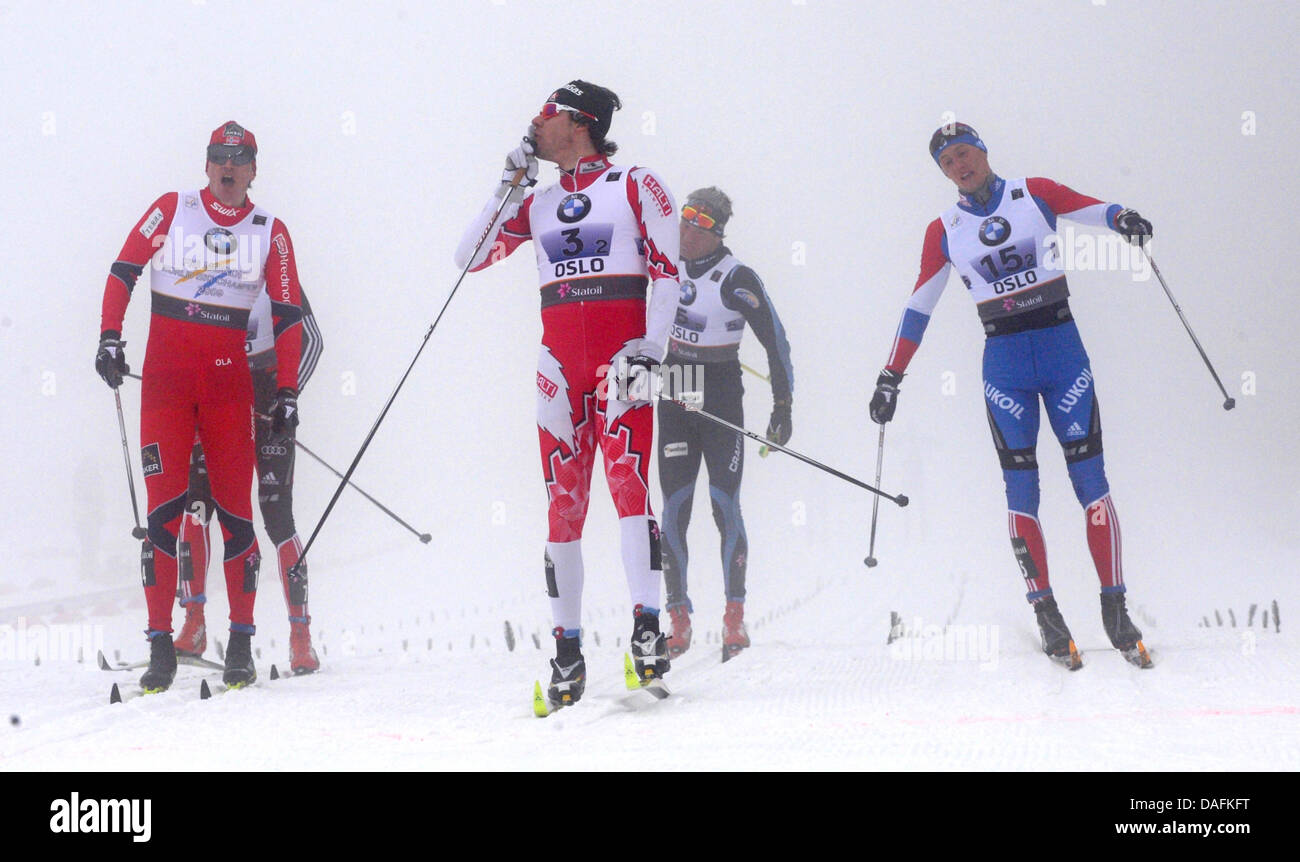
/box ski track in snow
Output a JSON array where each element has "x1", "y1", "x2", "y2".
[{"x1": 3, "y1": 564, "x2": 1298, "y2": 771}]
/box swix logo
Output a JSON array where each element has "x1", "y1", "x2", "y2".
[
  {"x1": 537, "y1": 371, "x2": 559, "y2": 399},
  {"x1": 49, "y1": 792, "x2": 152, "y2": 842},
  {"x1": 641, "y1": 174, "x2": 671, "y2": 217},
  {"x1": 1056, "y1": 368, "x2": 1093, "y2": 413},
  {"x1": 208, "y1": 200, "x2": 239, "y2": 218}
]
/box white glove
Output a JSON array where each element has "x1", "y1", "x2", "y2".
[{"x1": 497, "y1": 130, "x2": 538, "y2": 203}]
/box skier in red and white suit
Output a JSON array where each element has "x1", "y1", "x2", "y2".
[
  {"x1": 456, "y1": 81, "x2": 680, "y2": 702},
  {"x1": 95, "y1": 121, "x2": 304, "y2": 690}
]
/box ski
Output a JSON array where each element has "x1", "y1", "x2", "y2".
[
  {"x1": 1047, "y1": 640, "x2": 1084, "y2": 671},
  {"x1": 98, "y1": 649, "x2": 224, "y2": 672},
  {"x1": 199, "y1": 677, "x2": 255, "y2": 699},
  {"x1": 623, "y1": 652, "x2": 670, "y2": 699},
  {"x1": 1119, "y1": 641, "x2": 1154, "y2": 669}
]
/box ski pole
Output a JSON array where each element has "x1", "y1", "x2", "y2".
[
  {"x1": 292, "y1": 167, "x2": 532, "y2": 574},
  {"x1": 126, "y1": 371, "x2": 432, "y2": 542},
  {"x1": 671, "y1": 396, "x2": 908, "y2": 506},
  {"x1": 739, "y1": 362, "x2": 775, "y2": 458},
  {"x1": 863, "y1": 425, "x2": 886, "y2": 567},
  {"x1": 1141, "y1": 247, "x2": 1235, "y2": 410},
  {"x1": 112, "y1": 388, "x2": 148, "y2": 540},
  {"x1": 291, "y1": 437, "x2": 432, "y2": 544}
]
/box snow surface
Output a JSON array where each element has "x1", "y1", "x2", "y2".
[{"x1": 2, "y1": 0, "x2": 1298, "y2": 771}]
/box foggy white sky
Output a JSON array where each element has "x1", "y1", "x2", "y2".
[{"x1": 1, "y1": 1, "x2": 1295, "y2": 614}]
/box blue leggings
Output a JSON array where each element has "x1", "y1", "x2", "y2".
[{"x1": 982, "y1": 321, "x2": 1109, "y2": 515}]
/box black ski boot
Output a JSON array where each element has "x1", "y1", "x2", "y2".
[
  {"x1": 630, "y1": 605, "x2": 670, "y2": 683},
  {"x1": 140, "y1": 632, "x2": 177, "y2": 692},
  {"x1": 1033, "y1": 596, "x2": 1082, "y2": 670},
  {"x1": 1100, "y1": 591, "x2": 1152, "y2": 668},
  {"x1": 547, "y1": 629, "x2": 586, "y2": 709},
  {"x1": 222, "y1": 631, "x2": 257, "y2": 688}
]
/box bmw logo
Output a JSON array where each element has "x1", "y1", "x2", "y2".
[
  {"x1": 978, "y1": 216, "x2": 1010, "y2": 247},
  {"x1": 679, "y1": 280, "x2": 697, "y2": 305},
  {"x1": 204, "y1": 227, "x2": 237, "y2": 255},
  {"x1": 557, "y1": 193, "x2": 591, "y2": 224}
]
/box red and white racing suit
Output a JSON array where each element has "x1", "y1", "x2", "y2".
[
  {"x1": 102, "y1": 188, "x2": 304, "y2": 635},
  {"x1": 456, "y1": 154, "x2": 680, "y2": 631}
]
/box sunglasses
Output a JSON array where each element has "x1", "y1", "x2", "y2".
[
  {"x1": 681, "y1": 205, "x2": 718, "y2": 231},
  {"x1": 539, "y1": 101, "x2": 598, "y2": 123},
  {"x1": 206, "y1": 144, "x2": 256, "y2": 166}
]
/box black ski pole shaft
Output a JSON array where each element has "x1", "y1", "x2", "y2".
[
  {"x1": 112, "y1": 388, "x2": 148, "y2": 540},
  {"x1": 670, "y1": 398, "x2": 908, "y2": 506},
  {"x1": 293, "y1": 168, "x2": 529, "y2": 572},
  {"x1": 1142, "y1": 247, "x2": 1235, "y2": 410},
  {"x1": 863, "y1": 425, "x2": 886, "y2": 567},
  {"x1": 293, "y1": 438, "x2": 431, "y2": 543}
]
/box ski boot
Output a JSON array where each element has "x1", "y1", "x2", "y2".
[
  {"x1": 666, "y1": 604, "x2": 692, "y2": 659},
  {"x1": 630, "y1": 605, "x2": 670, "y2": 683},
  {"x1": 546, "y1": 629, "x2": 586, "y2": 709},
  {"x1": 1100, "y1": 590, "x2": 1152, "y2": 668},
  {"x1": 289, "y1": 619, "x2": 320, "y2": 675},
  {"x1": 222, "y1": 630, "x2": 257, "y2": 688},
  {"x1": 174, "y1": 602, "x2": 207, "y2": 657},
  {"x1": 722, "y1": 600, "x2": 750, "y2": 662},
  {"x1": 140, "y1": 632, "x2": 177, "y2": 693},
  {"x1": 1033, "y1": 596, "x2": 1082, "y2": 670}
]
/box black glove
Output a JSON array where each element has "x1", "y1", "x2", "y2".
[
  {"x1": 1115, "y1": 208, "x2": 1153, "y2": 246},
  {"x1": 607, "y1": 353, "x2": 658, "y2": 406},
  {"x1": 95, "y1": 330, "x2": 128, "y2": 389},
  {"x1": 269, "y1": 387, "x2": 299, "y2": 442},
  {"x1": 869, "y1": 369, "x2": 903, "y2": 425},
  {"x1": 766, "y1": 399, "x2": 792, "y2": 447}
]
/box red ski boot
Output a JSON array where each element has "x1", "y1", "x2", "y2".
[
  {"x1": 174, "y1": 603, "x2": 207, "y2": 657},
  {"x1": 722, "y1": 600, "x2": 750, "y2": 662},
  {"x1": 289, "y1": 620, "x2": 320, "y2": 675},
  {"x1": 666, "y1": 605, "x2": 692, "y2": 659}
]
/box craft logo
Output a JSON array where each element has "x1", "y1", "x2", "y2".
[
  {"x1": 140, "y1": 443, "x2": 163, "y2": 477},
  {"x1": 556, "y1": 193, "x2": 590, "y2": 224},
  {"x1": 49, "y1": 792, "x2": 151, "y2": 842}
]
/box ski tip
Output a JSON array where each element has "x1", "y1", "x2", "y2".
[
  {"x1": 97, "y1": 650, "x2": 111, "y2": 671},
  {"x1": 622, "y1": 653, "x2": 641, "y2": 690},
  {"x1": 199, "y1": 679, "x2": 211, "y2": 700},
  {"x1": 532, "y1": 680, "x2": 550, "y2": 718},
  {"x1": 109, "y1": 683, "x2": 121, "y2": 704},
  {"x1": 270, "y1": 664, "x2": 280, "y2": 680}
]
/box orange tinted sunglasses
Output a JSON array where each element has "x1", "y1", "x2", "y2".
[{"x1": 681, "y1": 205, "x2": 717, "y2": 231}]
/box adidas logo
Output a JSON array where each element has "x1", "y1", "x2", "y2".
[{"x1": 1066, "y1": 422, "x2": 1084, "y2": 437}]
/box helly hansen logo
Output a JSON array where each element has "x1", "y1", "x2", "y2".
[
  {"x1": 140, "y1": 443, "x2": 163, "y2": 477},
  {"x1": 1056, "y1": 368, "x2": 1093, "y2": 413},
  {"x1": 49, "y1": 792, "x2": 151, "y2": 842}
]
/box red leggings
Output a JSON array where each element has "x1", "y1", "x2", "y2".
[{"x1": 139, "y1": 318, "x2": 260, "y2": 633}]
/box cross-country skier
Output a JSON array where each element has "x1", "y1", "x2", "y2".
[
  {"x1": 454, "y1": 80, "x2": 681, "y2": 708},
  {"x1": 657, "y1": 187, "x2": 794, "y2": 661},
  {"x1": 869, "y1": 122, "x2": 1153, "y2": 669},
  {"x1": 173, "y1": 286, "x2": 323, "y2": 674},
  {"x1": 96, "y1": 121, "x2": 305, "y2": 691}
]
